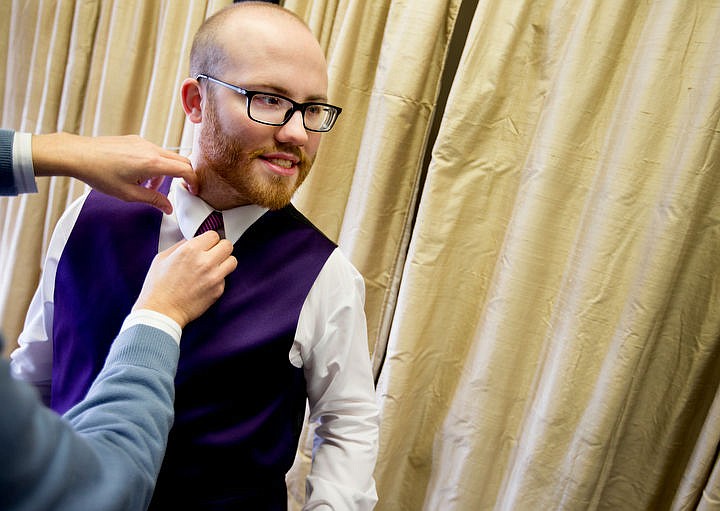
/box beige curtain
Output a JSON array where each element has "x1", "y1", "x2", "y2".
[
  {"x1": 0, "y1": 0, "x2": 231, "y2": 353},
  {"x1": 3, "y1": 0, "x2": 720, "y2": 510},
  {"x1": 285, "y1": 0, "x2": 720, "y2": 509}
]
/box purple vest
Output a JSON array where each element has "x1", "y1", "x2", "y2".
[{"x1": 52, "y1": 181, "x2": 336, "y2": 510}]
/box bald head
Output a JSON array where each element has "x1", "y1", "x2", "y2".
[{"x1": 190, "y1": 2, "x2": 320, "y2": 79}]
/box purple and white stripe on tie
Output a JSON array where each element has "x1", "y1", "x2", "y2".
[{"x1": 195, "y1": 210, "x2": 224, "y2": 237}]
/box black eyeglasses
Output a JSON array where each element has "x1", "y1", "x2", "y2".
[{"x1": 196, "y1": 74, "x2": 342, "y2": 132}]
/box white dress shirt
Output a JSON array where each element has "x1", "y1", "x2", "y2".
[{"x1": 10, "y1": 169, "x2": 379, "y2": 510}]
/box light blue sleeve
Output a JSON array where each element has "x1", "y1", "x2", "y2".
[
  {"x1": 0, "y1": 324, "x2": 180, "y2": 511},
  {"x1": 0, "y1": 128, "x2": 16, "y2": 195},
  {"x1": 0, "y1": 129, "x2": 36, "y2": 196}
]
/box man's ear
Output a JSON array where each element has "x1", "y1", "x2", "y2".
[{"x1": 181, "y1": 78, "x2": 203, "y2": 123}]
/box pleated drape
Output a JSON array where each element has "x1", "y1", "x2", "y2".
[
  {"x1": 370, "y1": 1, "x2": 720, "y2": 510},
  {"x1": 288, "y1": 0, "x2": 720, "y2": 509},
  {"x1": 2, "y1": 0, "x2": 719, "y2": 510},
  {"x1": 0, "y1": 0, "x2": 231, "y2": 353}
]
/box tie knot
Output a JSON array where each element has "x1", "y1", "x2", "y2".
[{"x1": 195, "y1": 210, "x2": 225, "y2": 237}]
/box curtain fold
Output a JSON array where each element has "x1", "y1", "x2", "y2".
[
  {"x1": 2, "y1": 1, "x2": 719, "y2": 510},
  {"x1": 369, "y1": 0, "x2": 720, "y2": 509},
  {"x1": 0, "y1": 0, "x2": 230, "y2": 353},
  {"x1": 1, "y1": 0, "x2": 80, "y2": 351}
]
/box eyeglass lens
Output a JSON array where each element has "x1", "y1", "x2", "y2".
[{"x1": 249, "y1": 94, "x2": 336, "y2": 131}]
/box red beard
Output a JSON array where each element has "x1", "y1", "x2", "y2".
[{"x1": 198, "y1": 98, "x2": 312, "y2": 210}]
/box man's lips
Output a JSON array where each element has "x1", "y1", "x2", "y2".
[{"x1": 259, "y1": 153, "x2": 300, "y2": 177}]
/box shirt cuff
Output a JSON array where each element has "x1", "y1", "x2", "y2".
[
  {"x1": 120, "y1": 309, "x2": 182, "y2": 345},
  {"x1": 13, "y1": 132, "x2": 37, "y2": 194}
]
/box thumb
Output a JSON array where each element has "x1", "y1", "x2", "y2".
[
  {"x1": 154, "y1": 238, "x2": 186, "y2": 263},
  {"x1": 133, "y1": 186, "x2": 173, "y2": 215}
]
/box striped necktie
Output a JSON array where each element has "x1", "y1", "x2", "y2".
[{"x1": 195, "y1": 210, "x2": 225, "y2": 238}]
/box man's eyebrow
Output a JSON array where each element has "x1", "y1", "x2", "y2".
[{"x1": 248, "y1": 83, "x2": 328, "y2": 103}]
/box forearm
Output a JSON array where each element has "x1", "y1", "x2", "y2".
[
  {"x1": 63, "y1": 324, "x2": 180, "y2": 506},
  {"x1": 0, "y1": 129, "x2": 195, "y2": 213},
  {"x1": 1, "y1": 324, "x2": 179, "y2": 511},
  {"x1": 30, "y1": 131, "x2": 86, "y2": 178},
  {"x1": 0, "y1": 130, "x2": 99, "y2": 196},
  {"x1": 305, "y1": 349, "x2": 379, "y2": 510}
]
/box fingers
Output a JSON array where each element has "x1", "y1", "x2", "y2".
[
  {"x1": 135, "y1": 141, "x2": 193, "y2": 186},
  {"x1": 183, "y1": 173, "x2": 200, "y2": 195},
  {"x1": 213, "y1": 242, "x2": 238, "y2": 276},
  {"x1": 122, "y1": 185, "x2": 174, "y2": 215},
  {"x1": 144, "y1": 154, "x2": 198, "y2": 197},
  {"x1": 135, "y1": 233, "x2": 236, "y2": 327},
  {"x1": 191, "y1": 230, "x2": 222, "y2": 248},
  {"x1": 193, "y1": 232, "x2": 237, "y2": 275},
  {"x1": 157, "y1": 232, "x2": 221, "y2": 261},
  {"x1": 218, "y1": 251, "x2": 239, "y2": 277},
  {"x1": 181, "y1": 177, "x2": 200, "y2": 196},
  {"x1": 150, "y1": 159, "x2": 195, "y2": 189},
  {"x1": 158, "y1": 147, "x2": 191, "y2": 163},
  {"x1": 157, "y1": 156, "x2": 193, "y2": 178},
  {"x1": 185, "y1": 232, "x2": 235, "y2": 266}
]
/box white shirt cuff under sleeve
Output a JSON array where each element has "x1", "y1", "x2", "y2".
[
  {"x1": 120, "y1": 309, "x2": 182, "y2": 345},
  {"x1": 13, "y1": 132, "x2": 37, "y2": 194}
]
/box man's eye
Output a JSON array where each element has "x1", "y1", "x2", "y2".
[
  {"x1": 256, "y1": 95, "x2": 283, "y2": 107},
  {"x1": 305, "y1": 105, "x2": 323, "y2": 117}
]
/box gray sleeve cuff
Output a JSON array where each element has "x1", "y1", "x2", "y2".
[
  {"x1": 0, "y1": 129, "x2": 37, "y2": 196},
  {"x1": 0, "y1": 128, "x2": 16, "y2": 195}
]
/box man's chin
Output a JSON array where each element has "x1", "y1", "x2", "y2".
[
  {"x1": 260, "y1": 192, "x2": 295, "y2": 210},
  {"x1": 250, "y1": 183, "x2": 296, "y2": 210},
  {"x1": 252, "y1": 174, "x2": 300, "y2": 209}
]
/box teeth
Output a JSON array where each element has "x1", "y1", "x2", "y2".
[{"x1": 268, "y1": 158, "x2": 293, "y2": 168}]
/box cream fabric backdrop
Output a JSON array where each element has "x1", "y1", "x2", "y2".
[
  {"x1": 0, "y1": 0, "x2": 232, "y2": 354},
  {"x1": 2, "y1": 0, "x2": 720, "y2": 510},
  {"x1": 286, "y1": 0, "x2": 720, "y2": 510}
]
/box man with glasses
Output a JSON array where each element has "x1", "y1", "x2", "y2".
[{"x1": 11, "y1": 3, "x2": 379, "y2": 510}]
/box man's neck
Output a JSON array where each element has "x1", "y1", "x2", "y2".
[{"x1": 192, "y1": 163, "x2": 251, "y2": 211}]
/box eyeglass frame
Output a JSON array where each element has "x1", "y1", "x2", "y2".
[{"x1": 195, "y1": 74, "x2": 342, "y2": 133}]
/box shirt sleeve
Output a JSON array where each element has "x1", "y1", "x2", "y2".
[
  {"x1": 294, "y1": 248, "x2": 380, "y2": 511},
  {"x1": 0, "y1": 129, "x2": 36, "y2": 196},
  {"x1": 0, "y1": 324, "x2": 180, "y2": 511},
  {"x1": 9, "y1": 192, "x2": 87, "y2": 403}
]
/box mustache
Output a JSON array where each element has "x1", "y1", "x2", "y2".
[{"x1": 248, "y1": 145, "x2": 311, "y2": 167}]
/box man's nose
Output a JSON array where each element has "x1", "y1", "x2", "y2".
[{"x1": 275, "y1": 110, "x2": 308, "y2": 145}]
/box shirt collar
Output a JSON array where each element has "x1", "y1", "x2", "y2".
[{"x1": 169, "y1": 178, "x2": 268, "y2": 243}]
